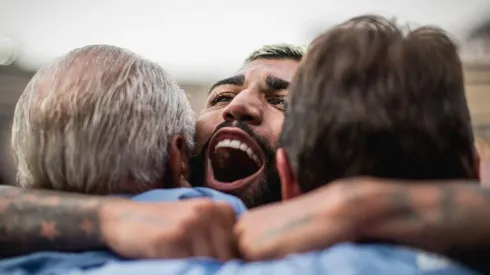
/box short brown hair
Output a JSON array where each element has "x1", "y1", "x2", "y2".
[{"x1": 280, "y1": 15, "x2": 477, "y2": 193}]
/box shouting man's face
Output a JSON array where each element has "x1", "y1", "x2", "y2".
[{"x1": 192, "y1": 58, "x2": 299, "y2": 208}]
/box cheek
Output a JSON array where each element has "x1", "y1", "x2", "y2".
[
  {"x1": 196, "y1": 112, "x2": 223, "y2": 149},
  {"x1": 265, "y1": 112, "x2": 285, "y2": 148}
]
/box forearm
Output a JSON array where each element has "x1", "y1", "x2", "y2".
[
  {"x1": 0, "y1": 186, "x2": 120, "y2": 257},
  {"x1": 343, "y1": 179, "x2": 490, "y2": 273}
]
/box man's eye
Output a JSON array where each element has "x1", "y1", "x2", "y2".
[
  {"x1": 267, "y1": 97, "x2": 286, "y2": 108},
  {"x1": 209, "y1": 92, "x2": 235, "y2": 106}
]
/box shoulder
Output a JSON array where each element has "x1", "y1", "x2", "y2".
[{"x1": 132, "y1": 187, "x2": 248, "y2": 215}]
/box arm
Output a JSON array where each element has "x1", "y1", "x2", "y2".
[
  {"x1": 0, "y1": 186, "x2": 238, "y2": 261},
  {"x1": 235, "y1": 178, "x2": 490, "y2": 272},
  {"x1": 352, "y1": 179, "x2": 490, "y2": 273},
  {"x1": 0, "y1": 185, "x2": 111, "y2": 257}
]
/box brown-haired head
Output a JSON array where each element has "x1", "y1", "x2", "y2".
[{"x1": 279, "y1": 15, "x2": 476, "y2": 195}]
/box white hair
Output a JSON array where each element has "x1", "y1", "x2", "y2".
[{"x1": 11, "y1": 45, "x2": 195, "y2": 194}]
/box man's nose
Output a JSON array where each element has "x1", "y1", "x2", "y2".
[{"x1": 222, "y1": 89, "x2": 262, "y2": 125}]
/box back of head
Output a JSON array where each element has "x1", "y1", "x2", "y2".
[
  {"x1": 12, "y1": 45, "x2": 195, "y2": 194},
  {"x1": 281, "y1": 15, "x2": 477, "y2": 193}
]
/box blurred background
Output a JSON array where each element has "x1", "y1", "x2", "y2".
[{"x1": 0, "y1": 0, "x2": 490, "y2": 183}]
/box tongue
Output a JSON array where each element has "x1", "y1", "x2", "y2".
[{"x1": 211, "y1": 147, "x2": 260, "y2": 183}]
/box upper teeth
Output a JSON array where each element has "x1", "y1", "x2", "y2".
[{"x1": 215, "y1": 139, "x2": 261, "y2": 165}]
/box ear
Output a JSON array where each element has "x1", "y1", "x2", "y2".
[
  {"x1": 475, "y1": 138, "x2": 489, "y2": 185},
  {"x1": 167, "y1": 135, "x2": 190, "y2": 188},
  {"x1": 276, "y1": 148, "x2": 302, "y2": 200},
  {"x1": 475, "y1": 152, "x2": 481, "y2": 182},
  {"x1": 475, "y1": 149, "x2": 490, "y2": 186}
]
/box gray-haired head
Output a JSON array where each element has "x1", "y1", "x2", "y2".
[
  {"x1": 11, "y1": 45, "x2": 195, "y2": 194},
  {"x1": 244, "y1": 44, "x2": 306, "y2": 64}
]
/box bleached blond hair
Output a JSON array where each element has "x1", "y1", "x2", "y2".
[{"x1": 244, "y1": 44, "x2": 306, "y2": 63}]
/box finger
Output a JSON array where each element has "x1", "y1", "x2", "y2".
[
  {"x1": 210, "y1": 202, "x2": 238, "y2": 261},
  {"x1": 208, "y1": 219, "x2": 236, "y2": 261},
  {"x1": 215, "y1": 202, "x2": 238, "y2": 230},
  {"x1": 150, "y1": 231, "x2": 193, "y2": 259},
  {"x1": 189, "y1": 218, "x2": 216, "y2": 258},
  {"x1": 154, "y1": 244, "x2": 192, "y2": 259},
  {"x1": 234, "y1": 216, "x2": 246, "y2": 237}
]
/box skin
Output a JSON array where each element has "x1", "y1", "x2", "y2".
[
  {"x1": 0, "y1": 185, "x2": 107, "y2": 256},
  {"x1": 194, "y1": 58, "x2": 299, "y2": 207},
  {"x1": 196, "y1": 58, "x2": 298, "y2": 146},
  {"x1": 476, "y1": 138, "x2": 490, "y2": 186}
]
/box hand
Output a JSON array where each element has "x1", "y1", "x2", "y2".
[
  {"x1": 234, "y1": 181, "x2": 370, "y2": 260},
  {"x1": 100, "y1": 198, "x2": 238, "y2": 261}
]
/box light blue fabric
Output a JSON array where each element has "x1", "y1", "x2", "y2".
[
  {"x1": 130, "y1": 187, "x2": 248, "y2": 216},
  {"x1": 65, "y1": 243, "x2": 479, "y2": 275},
  {"x1": 0, "y1": 188, "x2": 480, "y2": 275}
]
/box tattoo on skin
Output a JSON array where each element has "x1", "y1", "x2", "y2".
[
  {"x1": 439, "y1": 185, "x2": 456, "y2": 225},
  {"x1": 258, "y1": 215, "x2": 313, "y2": 244},
  {"x1": 380, "y1": 182, "x2": 490, "y2": 273},
  {"x1": 437, "y1": 184, "x2": 490, "y2": 274},
  {"x1": 388, "y1": 188, "x2": 421, "y2": 220},
  {"x1": 0, "y1": 186, "x2": 106, "y2": 257}
]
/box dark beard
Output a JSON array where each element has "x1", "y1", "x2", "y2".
[{"x1": 190, "y1": 121, "x2": 282, "y2": 208}]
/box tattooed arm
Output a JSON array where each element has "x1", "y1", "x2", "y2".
[
  {"x1": 355, "y1": 179, "x2": 490, "y2": 273},
  {"x1": 0, "y1": 185, "x2": 238, "y2": 261},
  {"x1": 0, "y1": 185, "x2": 112, "y2": 257},
  {"x1": 236, "y1": 178, "x2": 490, "y2": 272}
]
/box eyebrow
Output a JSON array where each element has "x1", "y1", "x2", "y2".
[
  {"x1": 208, "y1": 74, "x2": 245, "y2": 94},
  {"x1": 265, "y1": 75, "x2": 290, "y2": 91}
]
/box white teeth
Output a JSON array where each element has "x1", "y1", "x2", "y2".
[
  {"x1": 222, "y1": 139, "x2": 231, "y2": 146},
  {"x1": 214, "y1": 139, "x2": 261, "y2": 166},
  {"x1": 239, "y1": 143, "x2": 248, "y2": 151},
  {"x1": 229, "y1": 140, "x2": 241, "y2": 149}
]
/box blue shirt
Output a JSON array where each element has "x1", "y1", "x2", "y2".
[
  {"x1": 66, "y1": 244, "x2": 478, "y2": 275},
  {"x1": 130, "y1": 187, "x2": 248, "y2": 215},
  {"x1": 0, "y1": 188, "x2": 480, "y2": 275}
]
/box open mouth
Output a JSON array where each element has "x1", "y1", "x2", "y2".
[{"x1": 207, "y1": 127, "x2": 265, "y2": 191}]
